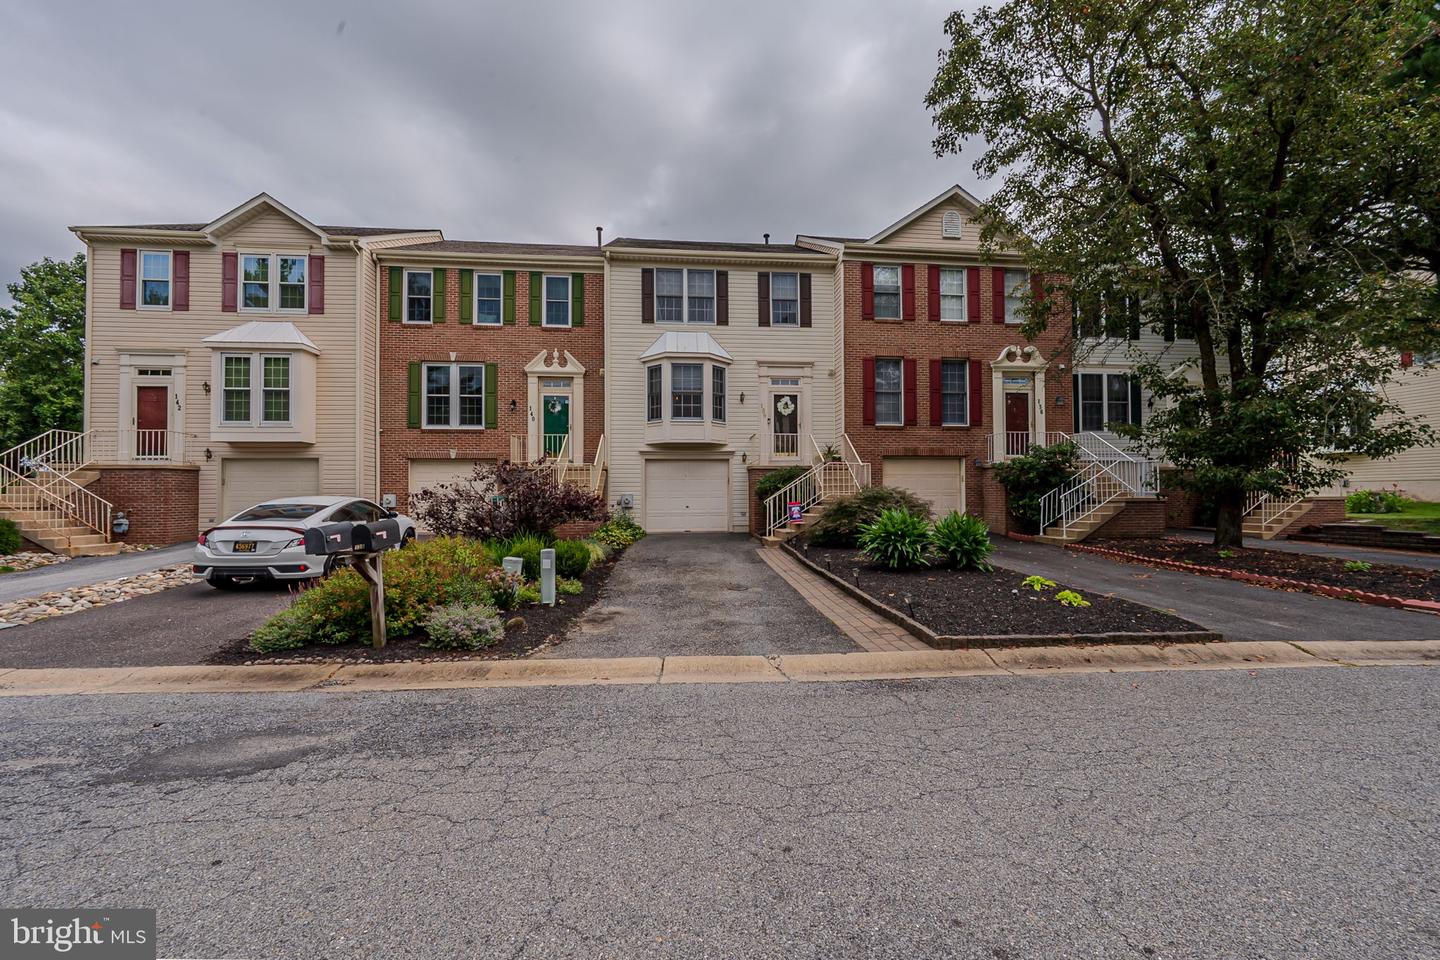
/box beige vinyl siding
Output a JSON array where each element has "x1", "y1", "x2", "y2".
[
  {"x1": 85, "y1": 207, "x2": 368, "y2": 527},
  {"x1": 1328, "y1": 366, "x2": 1440, "y2": 500},
  {"x1": 881, "y1": 199, "x2": 985, "y2": 251},
  {"x1": 604, "y1": 259, "x2": 838, "y2": 532}
]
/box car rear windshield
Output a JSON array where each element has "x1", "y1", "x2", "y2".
[{"x1": 231, "y1": 503, "x2": 329, "y2": 522}]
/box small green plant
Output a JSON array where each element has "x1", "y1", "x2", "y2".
[
  {"x1": 1346, "y1": 489, "x2": 1411, "y2": 514},
  {"x1": 1343, "y1": 559, "x2": 1373, "y2": 573},
  {"x1": 754, "y1": 465, "x2": 811, "y2": 502},
  {"x1": 248, "y1": 607, "x2": 313, "y2": 654},
  {"x1": 1217, "y1": 549, "x2": 1236, "y2": 559},
  {"x1": 515, "y1": 583, "x2": 542, "y2": 605},
  {"x1": 583, "y1": 538, "x2": 612, "y2": 564},
  {"x1": 804, "y1": 486, "x2": 931, "y2": 547},
  {"x1": 1022, "y1": 575, "x2": 1057, "y2": 592},
  {"x1": 857, "y1": 508, "x2": 932, "y2": 569},
  {"x1": 422, "y1": 602, "x2": 503, "y2": 651},
  {"x1": 557, "y1": 576, "x2": 584, "y2": 596},
  {"x1": 1054, "y1": 589, "x2": 1091, "y2": 608},
  {"x1": 553, "y1": 539, "x2": 593, "y2": 579},
  {"x1": 500, "y1": 533, "x2": 550, "y2": 580},
  {"x1": 929, "y1": 511, "x2": 994, "y2": 570},
  {"x1": 0, "y1": 518, "x2": 22, "y2": 556},
  {"x1": 0, "y1": 565, "x2": 15, "y2": 574},
  {"x1": 593, "y1": 513, "x2": 646, "y2": 548}
]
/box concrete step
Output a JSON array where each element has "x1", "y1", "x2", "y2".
[
  {"x1": 69, "y1": 541, "x2": 123, "y2": 557},
  {"x1": 1036, "y1": 501, "x2": 1127, "y2": 544}
]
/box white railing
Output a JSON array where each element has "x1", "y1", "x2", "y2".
[
  {"x1": 768, "y1": 432, "x2": 800, "y2": 460},
  {"x1": 839, "y1": 433, "x2": 871, "y2": 492},
  {"x1": 542, "y1": 435, "x2": 571, "y2": 486},
  {"x1": 3, "y1": 428, "x2": 194, "y2": 474},
  {"x1": 543, "y1": 432, "x2": 569, "y2": 459},
  {"x1": 510, "y1": 434, "x2": 526, "y2": 463},
  {"x1": 590, "y1": 433, "x2": 608, "y2": 494},
  {"x1": 762, "y1": 458, "x2": 867, "y2": 537},
  {"x1": 987, "y1": 431, "x2": 1070, "y2": 461},
  {"x1": 0, "y1": 462, "x2": 112, "y2": 541},
  {"x1": 1037, "y1": 436, "x2": 1160, "y2": 537},
  {"x1": 1244, "y1": 491, "x2": 1305, "y2": 528}
]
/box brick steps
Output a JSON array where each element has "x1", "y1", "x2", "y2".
[
  {"x1": 1242, "y1": 498, "x2": 1312, "y2": 540},
  {"x1": 1290, "y1": 522, "x2": 1440, "y2": 554},
  {"x1": 1035, "y1": 501, "x2": 1127, "y2": 545},
  {"x1": 0, "y1": 500, "x2": 119, "y2": 557},
  {"x1": 761, "y1": 506, "x2": 830, "y2": 547}
]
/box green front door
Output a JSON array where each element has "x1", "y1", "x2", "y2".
[{"x1": 542, "y1": 394, "x2": 570, "y2": 457}]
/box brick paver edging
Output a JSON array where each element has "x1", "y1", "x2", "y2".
[
  {"x1": 1065, "y1": 541, "x2": 1440, "y2": 617},
  {"x1": 780, "y1": 543, "x2": 1222, "y2": 649}
]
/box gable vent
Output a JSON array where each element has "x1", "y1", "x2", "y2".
[{"x1": 941, "y1": 210, "x2": 964, "y2": 239}]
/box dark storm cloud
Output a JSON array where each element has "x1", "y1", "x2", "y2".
[{"x1": 0, "y1": 0, "x2": 986, "y2": 295}]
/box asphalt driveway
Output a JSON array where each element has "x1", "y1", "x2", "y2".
[
  {"x1": 0, "y1": 582, "x2": 290, "y2": 669},
  {"x1": 540, "y1": 533, "x2": 857, "y2": 658},
  {"x1": 991, "y1": 539, "x2": 1440, "y2": 641}
]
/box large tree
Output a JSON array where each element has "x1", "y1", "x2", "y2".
[
  {"x1": 0, "y1": 254, "x2": 86, "y2": 453},
  {"x1": 927, "y1": 0, "x2": 1440, "y2": 545}
]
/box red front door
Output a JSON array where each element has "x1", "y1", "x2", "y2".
[
  {"x1": 136, "y1": 385, "x2": 168, "y2": 458},
  {"x1": 1004, "y1": 392, "x2": 1030, "y2": 455}
]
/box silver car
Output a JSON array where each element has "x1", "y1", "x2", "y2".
[{"x1": 193, "y1": 496, "x2": 417, "y2": 589}]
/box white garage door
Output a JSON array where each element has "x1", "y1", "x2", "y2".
[
  {"x1": 408, "y1": 459, "x2": 492, "y2": 502},
  {"x1": 644, "y1": 459, "x2": 729, "y2": 532},
  {"x1": 220, "y1": 458, "x2": 320, "y2": 520},
  {"x1": 883, "y1": 457, "x2": 964, "y2": 517}
]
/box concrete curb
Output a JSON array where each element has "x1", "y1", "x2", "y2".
[
  {"x1": 781, "y1": 542, "x2": 1223, "y2": 648},
  {"x1": 1066, "y1": 541, "x2": 1440, "y2": 616},
  {"x1": 0, "y1": 641, "x2": 1434, "y2": 697}
]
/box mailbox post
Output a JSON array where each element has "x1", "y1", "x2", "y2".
[{"x1": 303, "y1": 520, "x2": 396, "y2": 649}]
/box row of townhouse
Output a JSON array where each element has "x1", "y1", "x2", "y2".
[{"x1": 12, "y1": 186, "x2": 1428, "y2": 554}]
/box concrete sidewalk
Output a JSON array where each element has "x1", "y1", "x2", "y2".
[
  {"x1": 0, "y1": 640, "x2": 1433, "y2": 697},
  {"x1": 1168, "y1": 528, "x2": 1440, "y2": 571},
  {"x1": 990, "y1": 539, "x2": 1440, "y2": 641},
  {"x1": 0, "y1": 543, "x2": 192, "y2": 604}
]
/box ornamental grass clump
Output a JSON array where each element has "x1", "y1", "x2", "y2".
[
  {"x1": 857, "y1": 508, "x2": 932, "y2": 570},
  {"x1": 928, "y1": 511, "x2": 994, "y2": 570}
]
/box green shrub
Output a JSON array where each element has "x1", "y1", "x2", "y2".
[
  {"x1": 500, "y1": 533, "x2": 549, "y2": 580},
  {"x1": 557, "y1": 576, "x2": 583, "y2": 596},
  {"x1": 516, "y1": 583, "x2": 541, "y2": 605},
  {"x1": 1346, "y1": 489, "x2": 1411, "y2": 514},
  {"x1": 929, "y1": 512, "x2": 994, "y2": 570},
  {"x1": 1054, "y1": 589, "x2": 1091, "y2": 608},
  {"x1": 593, "y1": 513, "x2": 646, "y2": 549},
  {"x1": 1022, "y1": 575, "x2": 1056, "y2": 592},
  {"x1": 804, "y1": 486, "x2": 931, "y2": 547},
  {"x1": 993, "y1": 440, "x2": 1080, "y2": 534},
  {"x1": 482, "y1": 567, "x2": 525, "y2": 611},
  {"x1": 1343, "y1": 559, "x2": 1373, "y2": 573},
  {"x1": 754, "y1": 465, "x2": 810, "y2": 502},
  {"x1": 553, "y1": 539, "x2": 592, "y2": 579},
  {"x1": 0, "y1": 518, "x2": 21, "y2": 555},
  {"x1": 247, "y1": 536, "x2": 499, "y2": 652},
  {"x1": 857, "y1": 508, "x2": 932, "y2": 569},
  {"x1": 422, "y1": 602, "x2": 503, "y2": 651},
  {"x1": 583, "y1": 538, "x2": 612, "y2": 564}
]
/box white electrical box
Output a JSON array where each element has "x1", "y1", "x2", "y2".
[{"x1": 381, "y1": 493, "x2": 397, "y2": 509}]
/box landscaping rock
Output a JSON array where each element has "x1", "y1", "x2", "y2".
[{"x1": 0, "y1": 564, "x2": 199, "y2": 628}]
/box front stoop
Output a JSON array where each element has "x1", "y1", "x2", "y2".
[
  {"x1": 1035, "y1": 500, "x2": 1128, "y2": 545},
  {"x1": 760, "y1": 503, "x2": 831, "y2": 547},
  {"x1": 0, "y1": 503, "x2": 121, "y2": 557},
  {"x1": 1242, "y1": 498, "x2": 1313, "y2": 540}
]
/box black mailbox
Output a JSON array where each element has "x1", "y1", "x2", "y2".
[
  {"x1": 352, "y1": 518, "x2": 402, "y2": 553},
  {"x1": 303, "y1": 522, "x2": 356, "y2": 556}
]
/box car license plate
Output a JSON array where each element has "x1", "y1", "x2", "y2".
[{"x1": 233, "y1": 541, "x2": 257, "y2": 553}]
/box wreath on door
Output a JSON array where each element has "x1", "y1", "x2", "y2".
[
  {"x1": 775, "y1": 396, "x2": 796, "y2": 417},
  {"x1": 547, "y1": 398, "x2": 565, "y2": 415}
]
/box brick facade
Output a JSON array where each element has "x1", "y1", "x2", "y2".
[
  {"x1": 747, "y1": 466, "x2": 783, "y2": 536},
  {"x1": 1089, "y1": 498, "x2": 1168, "y2": 539},
  {"x1": 88, "y1": 465, "x2": 200, "y2": 545},
  {"x1": 1278, "y1": 496, "x2": 1345, "y2": 537},
  {"x1": 841, "y1": 260, "x2": 1073, "y2": 527},
  {"x1": 378, "y1": 267, "x2": 605, "y2": 511}
]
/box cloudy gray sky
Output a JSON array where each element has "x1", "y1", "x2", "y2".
[{"x1": 0, "y1": 0, "x2": 988, "y2": 296}]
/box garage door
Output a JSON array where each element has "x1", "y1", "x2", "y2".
[
  {"x1": 408, "y1": 459, "x2": 492, "y2": 502},
  {"x1": 644, "y1": 459, "x2": 729, "y2": 532},
  {"x1": 220, "y1": 458, "x2": 320, "y2": 520},
  {"x1": 883, "y1": 457, "x2": 964, "y2": 517}
]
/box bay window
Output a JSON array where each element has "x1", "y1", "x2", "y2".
[
  {"x1": 646, "y1": 365, "x2": 662, "y2": 421},
  {"x1": 671, "y1": 363, "x2": 704, "y2": 420},
  {"x1": 262, "y1": 356, "x2": 291, "y2": 423},
  {"x1": 220, "y1": 353, "x2": 294, "y2": 426},
  {"x1": 712, "y1": 366, "x2": 726, "y2": 422}
]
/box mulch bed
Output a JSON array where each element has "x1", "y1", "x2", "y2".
[
  {"x1": 800, "y1": 545, "x2": 1203, "y2": 638},
  {"x1": 1086, "y1": 538, "x2": 1440, "y2": 602},
  {"x1": 206, "y1": 557, "x2": 617, "y2": 666}
]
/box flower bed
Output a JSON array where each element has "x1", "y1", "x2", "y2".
[
  {"x1": 798, "y1": 545, "x2": 1206, "y2": 641},
  {"x1": 1073, "y1": 537, "x2": 1440, "y2": 604}
]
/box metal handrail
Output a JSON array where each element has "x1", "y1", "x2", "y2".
[
  {"x1": 1038, "y1": 455, "x2": 1159, "y2": 535},
  {"x1": 1244, "y1": 490, "x2": 1305, "y2": 528},
  {"x1": 0, "y1": 462, "x2": 112, "y2": 541},
  {"x1": 590, "y1": 433, "x2": 608, "y2": 494},
  {"x1": 761, "y1": 459, "x2": 866, "y2": 537}
]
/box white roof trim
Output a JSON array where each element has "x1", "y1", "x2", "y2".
[
  {"x1": 204, "y1": 193, "x2": 327, "y2": 240},
  {"x1": 639, "y1": 331, "x2": 733, "y2": 363},
  {"x1": 866, "y1": 184, "x2": 987, "y2": 244},
  {"x1": 201, "y1": 320, "x2": 320, "y2": 354}
]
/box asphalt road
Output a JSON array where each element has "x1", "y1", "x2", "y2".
[
  {"x1": 992, "y1": 539, "x2": 1440, "y2": 640},
  {"x1": 541, "y1": 533, "x2": 857, "y2": 658},
  {"x1": 3, "y1": 668, "x2": 1436, "y2": 959}
]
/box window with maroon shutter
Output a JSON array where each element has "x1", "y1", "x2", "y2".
[
  {"x1": 715, "y1": 270, "x2": 728, "y2": 325},
  {"x1": 927, "y1": 266, "x2": 941, "y2": 321},
  {"x1": 967, "y1": 266, "x2": 981, "y2": 322},
  {"x1": 903, "y1": 357, "x2": 918, "y2": 425},
  {"x1": 992, "y1": 267, "x2": 1006, "y2": 323},
  {"x1": 641, "y1": 268, "x2": 655, "y2": 323},
  {"x1": 799, "y1": 273, "x2": 812, "y2": 327},
  {"x1": 758, "y1": 272, "x2": 770, "y2": 326},
  {"x1": 221, "y1": 252, "x2": 238, "y2": 312},
  {"x1": 902, "y1": 264, "x2": 916, "y2": 321},
  {"x1": 861, "y1": 263, "x2": 875, "y2": 320},
  {"x1": 119, "y1": 249, "x2": 137, "y2": 309},
  {"x1": 862, "y1": 357, "x2": 877, "y2": 425},
  {"x1": 172, "y1": 251, "x2": 190, "y2": 311},
  {"x1": 308, "y1": 255, "x2": 325, "y2": 314},
  {"x1": 929, "y1": 359, "x2": 943, "y2": 424}
]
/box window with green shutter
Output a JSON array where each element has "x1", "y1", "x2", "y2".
[
  {"x1": 503, "y1": 271, "x2": 516, "y2": 325},
  {"x1": 388, "y1": 267, "x2": 403, "y2": 322},
  {"x1": 529, "y1": 272, "x2": 542, "y2": 326},
  {"x1": 432, "y1": 268, "x2": 447, "y2": 322},
  {"x1": 407, "y1": 362, "x2": 421, "y2": 428},
  {"x1": 571, "y1": 273, "x2": 585, "y2": 326},
  {"x1": 459, "y1": 269, "x2": 473, "y2": 323},
  {"x1": 484, "y1": 362, "x2": 498, "y2": 429}
]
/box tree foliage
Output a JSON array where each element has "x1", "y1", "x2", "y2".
[
  {"x1": 0, "y1": 254, "x2": 86, "y2": 452},
  {"x1": 928, "y1": 0, "x2": 1439, "y2": 544},
  {"x1": 408, "y1": 462, "x2": 609, "y2": 541}
]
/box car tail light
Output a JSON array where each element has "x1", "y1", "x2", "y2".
[{"x1": 197, "y1": 531, "x2": 209, "y2": 546}]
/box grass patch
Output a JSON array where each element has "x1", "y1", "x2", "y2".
[{"x1": 1347, "y1": 500, "x2": 1440, "y2": 536}]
